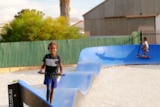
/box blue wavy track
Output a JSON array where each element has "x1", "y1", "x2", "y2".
[{"x1": 18, "y1": 44, "x2": 160, "y2": 107}]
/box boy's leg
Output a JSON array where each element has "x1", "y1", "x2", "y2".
[
  {"x1": 50, "y1": 78, "x2": 57, "y2": 104},
  {"x1": 46, "y1": 86, "x2": 50, "y2": 101},
  {"x1": 50, "y1": 88, "x2": 54, "y2": 104},
  {"x1": 44, "y1": 77, "x2": 51, "y2": 102},
  {"x1": 142, "y1": 47, "x2": 147, "y2": 55},
  {"x1": 144, "y1": 48, "x2": 149, "y2": 56}
]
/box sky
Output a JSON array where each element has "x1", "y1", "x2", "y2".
[{"x1": 0, "y1": 0, "x2": 105, "y2": 24}]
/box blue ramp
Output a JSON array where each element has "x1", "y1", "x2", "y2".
[
  {"x1": 52, "y1": 88, "x2": 77, "y2": 107},
  {"x1": 75, "y1": 62, "x2": 102, "y2": 76},
  {"x1": 57, "y1": 72, "x2": 93, "y2": 95},
  {"x1": 36, "y1": 88, "x2": 78, "y2": 107},
  {"x1": 35, "y1": 72, "x2": 94, "y2": 107},
  {"x1": 18, "y1": 80, "x2": 78, "y2": 107},
  {"x1": 18, "y1": 80, "x2": 52, "y2": 107},
  {"x1": 78, "y1": 45, "x2": 160, "y2": 66},
  {"x1": 10, "y1": 44, "x2": 160, "y2": 107}
]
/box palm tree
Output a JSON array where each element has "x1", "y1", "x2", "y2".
[{"x1": 60, "y1": 0, "x2": 70, "y2": 24}]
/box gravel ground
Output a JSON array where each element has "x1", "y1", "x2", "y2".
[
  {"x1": 0, "y1": 65, "x2": 76, "y2": 107},
  {"x1": 1, "y1": 65, "x2": 160, "y2": 107}
]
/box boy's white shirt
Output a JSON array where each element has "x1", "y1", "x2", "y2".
[
  {"x1": 45, "y1": 58, "x2": 58, "y2": 67},
  {"x1": 143, "y1": 41, "x2": 149, "y2": 49}
]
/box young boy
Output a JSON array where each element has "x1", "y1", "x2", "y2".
[
  {"x1": 38, "y1": 41, "x2": 63, "y2": 104},
  {"x1": 141, "y1": 37, "x2": 149, "y2": 56}
]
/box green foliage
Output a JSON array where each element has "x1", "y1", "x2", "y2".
[
  {"x1": 50, "y1": 17, "x2": 86, "y2": 40},
  {"x1": 1, "y1": 9, "x2": 86, "y2": 42}
]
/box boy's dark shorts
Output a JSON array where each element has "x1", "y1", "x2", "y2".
[{"x1": 44, "y1": 77, "x2": 57, "y2": 88}]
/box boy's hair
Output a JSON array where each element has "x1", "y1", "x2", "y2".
[
  {"x1": 144, "y1": 37, "x2": 147, "y2": 41},
  {"x1": 48, "y1": 42, "x2": 58, "y2": 50}
]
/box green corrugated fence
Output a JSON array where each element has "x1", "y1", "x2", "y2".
[{"x1": 0, "y1": 31, "x2": 140, "y2": 68}]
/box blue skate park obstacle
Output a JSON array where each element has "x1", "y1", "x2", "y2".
[{"x1": 8, "y1": 44, "x2": 160, "y2": 107}]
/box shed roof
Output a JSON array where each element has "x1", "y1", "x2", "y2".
[{"x1": 83, "y1": 0, "x2": 107, "y2": 17}]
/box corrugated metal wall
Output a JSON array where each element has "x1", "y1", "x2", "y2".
[
  {"x1": 85, "y1": 17, "x2": 155, "y2": 35},
  {"x1": 103, "y1": 0, "x2": 160, "y2": 17},
  {"x1": 0, "y1": 32, "x2": 140, "y2": 68},
  {"x1": 84, "y1": 0, "x2": 160, "y2": 36}
]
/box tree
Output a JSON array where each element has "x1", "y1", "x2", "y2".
[
  {"x1": 60, "y1": 0, "x2": 70, "y2": 24},
  {"x1": 50, "y1": 16, "x2": 86, "y2": 40},
  {"x1": 0, "y1": 9, "x2": 86, "y2": 42},
  {"x1": 1, "y1": 9, "x2": 46, "y2": 41}
]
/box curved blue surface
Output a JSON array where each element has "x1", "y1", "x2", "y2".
[
  {"x1": 57, "y1": 72, "x2": 93, "y2": 95},
  {"x1": 18, "y1": 80, "x2": 52, "y2": 107},
  {"x1": 75, "y1": 62, "x2": 102, "y2": 76},
  {"x1": 35, "y1": 88, "x2": 78, "y2": 107},
  {"x1": 18, "y1": 44, "x2": 160, "y2": 107},
  {"x1": 79, "y1": 45, "x2": 160, "y2": 66}
]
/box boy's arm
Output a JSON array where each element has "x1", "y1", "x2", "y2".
[
  {"x1": 59, "y1": 62, "x2": 63, "y2": 75},
  {"x1": 38, "y1": 62, "x2": 45, "y2": 74}
]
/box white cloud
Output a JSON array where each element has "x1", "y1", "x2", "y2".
[
  {"x1": 0, "y1": 0, "x2": 60, "y2": 24},
  {"x1": 70, "y1": 5, "x2": 87, "y2": 19},
  {"x1": 0, "y1": 0, "x2": 102, "y2": 24}
]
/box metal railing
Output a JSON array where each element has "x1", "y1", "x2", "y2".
[{"x1": 142, "y1": 30, "x2": 160, "y2": 44}]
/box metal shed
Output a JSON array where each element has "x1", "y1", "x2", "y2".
[{"x1": 83, "y1": 0, "x2": 160, "y2": 43}]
